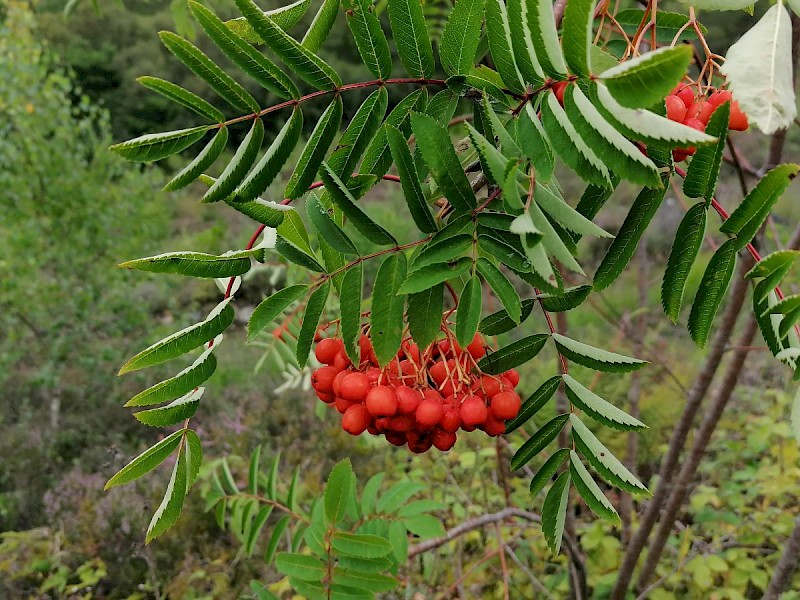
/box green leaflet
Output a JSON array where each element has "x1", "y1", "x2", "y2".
[
  {"x1": 371, "y1": 253, "x2": 408, "y2": 366},
  {"x1": 529, "y1": 448, "x2": 570, "y2": 496},
  {"x1": 563, "y1": 374, "x2": 647, "y2": 430},
  {"x1": 541, "y1": 92, "x2": 612, "y2": 188},
  {"x1": 569, "y1": 414, "x2": 650, "y2": 496},
  {"x1": 331, "y1": 568, "x2": 398, "y2": 592},
  {"x1": 569, "y1": 451, "x2": 621, "y2": 524},
  {"x1": 593, "y1": 83, "x2": 716, "y2": 147},
  {"x1": 511, "y1": 105, "x2": 554, "y2": 180},
  {"x1": 507, "y1": 0, "x2": 544, "y2": 85},
  {"x1": 564, "y1": 85, "x2": 661, "y2": 188},
  {"x1": 614, "y1": 10, "x2": 706, "y2": 43},
  {"x1": 477, "y1": 334, "x2": 549, "y2": 374},
  {"x1": 234, "y1": 0, "x2": 341, "y2": 90},
  {"x1": 561, "y1": 0, "x2": 593, "y2": 76},
  {"x1": 286, "y1": 98, "x2": 343, "y2": 200},
  {"x1": 119, "y1": 299, "x2": 235, "y2": 374},
  {"x1": 523, "y1": 0, "x2": 566, "y2": 77},
  {"x1": 307, "y1": 194, "x2": 358, "y2": 255},
  {"x1": 538, "y1": 285, "x2": 593, "y2": 312},
  {"x1": 104, "y1": 429, "x2": 184, "y2": 489},
  {"x1": 746, "y1": 250, "x2": 799, "y2": 288},
  {"x1": 542, "y1": 471, "x2": 570, "y2": 554},
  {"x1": 688, "y1": 238, "x2": 738, "y2": 348},
  {"x1": 600, "y1": 46, "x2": 693, "y2": 109},
  {"x1": 485, "y1": 0, "x2": 525, "y2": 93},
  {"x1": 345, "y1": 0, "x2": 392, "y2": 80},
  {"x1": 328, "y1": 87, "x2": 388, "y2": 180},
  {"x1": 387, "y1": 0, "x2": 435, "y2": 79},
  {"x1": 119, "y1": 250, "x2": 256, "y2": 279},
  {"x1": 535, "y1": 183, "x2": 612, "y2": 239},
  {"x1": 720, "y1": 164, "x2": 800, "y2": 245},
  {"x1": 662, "y1": 202, "x2": 707, "y2": 323},
  {"x1": 146, "y1": 440, "x2": 191, "y2": 543},
  {"x1": 683, "y1": 102, "x2": 730, "y2": 203},
  {"x1": 411, "y1": 112, "x2": 477, "y2": 213},
  {"x1": 386, "y1": 125, "x2": 437, "y2": 233},
  {"x1": 440, "y1": 0, "x2": 486, "y2": 76},
  {"x1": 137, "y1": 76, "x2": 224, "y2": 123},
  {"x1": 511, "y1": 413, "x2": 570, "y2": 471},
  {"x1": 467, "y1": 122, "x2": 513, "y2": 189},
  {"x1": 553, "y1": 334, "x2": 648, "y2": 373},
  {"x1": 362, "y1": 88, "x2": 427, "y2": 179},
  {"x1": 233, "y1": 107, "x2": 303, "y2": 203},
  {"x1": 159, "y1": 31, "x2": 260, "y2": 113},
  {"x1": 134, "y1": 387, "x2": 203, "y2": 427},
  {"x1": 526, "y1": 201, "x2": 585, "y2": 275},
  {"x1": 505, "y1": 374, "x2": 561, "y2": 433},
  {"x1": 248, "y1": 284, "x2": 309, "y2": 340},
  {"x1": 340, "y1": 264, "x2": 363, "y2": 363},
  {"x1": 321, "y1": 163, "x2": 397, "y2": 246},
  {"x1": 478, "y1": 231, "x2": 532, "y2": 274},
  {"x1": 296, "y1": 282, "x2": 331, "y2": 367},
  {"x1": 414, "y1": 234, "x2": 472, "y2": 269},
  {"x1": 301, "y1": 0, "x2": 339, "y2": 53},
  {"x1": 573, "y1": 182, "x2": 617, "y2": 241},
  {"x1": 594, "y1": 181, "x2": 668, "y2": 291},
  {"x1": 456, "y1": 274, "x2": 483, "y2": 347},
  {"x1": 165, "y1": 127, "x2": 229, "y2": 191},
  {"x1": 276, "y1": 238, "x2": 325, "y2": 272},
  {"x1": 480, "y1": 96, "x2": 522, "y2": 158},
  {"x1": 413, "y1": 89, "x2": 459, "y2": 176},
  {"x1": 332, "y1": 532, "x2": 393, "y2": 559},
  {"x1": 399, "y1": 257, "x2": 472, "y2": 295},
  {"x1": 110, "y1": 126, "x2": 210, "y2": 163},
  {"x1": 277, "y1": 208, "x2": 313, "y2": 254},
  {"x1": 325, "y1": 458, "x2": 355, "y2": 523},
  {"x1": 476, "y1": 257, "x2": 521, "y2": 324},
  {"x1": 408, "y1": 284, "x2": 444, "y2": 348},
  {"x1": 275, "y1": 553, "x2": 327, "y2": 581},
  {"x1": 125, "y1": 347, "x2": 217, "y2": 408},
  {"x1": 264, "y1": 515, "x2": 291, "y2": 564},
  {"x1": 189, "y1": 1, "x2": 298, "y2": 100},
  {"x1": 224, "y1": 0, "x2": 311, "y2": 44},
  {"x1": 203, "y1": 118, "x2": 264, "y2": 203}
]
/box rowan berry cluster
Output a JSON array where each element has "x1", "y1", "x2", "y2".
[
  {"x1": 666, "y1": 85, "x2": 749, "y2": 162},
  {"x1": 311, "y1": 333, "x2": 522, "y2": 453}
]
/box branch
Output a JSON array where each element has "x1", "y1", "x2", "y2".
[{"x1": 763, "y1": 515, "x2": 800, "y2": 599}]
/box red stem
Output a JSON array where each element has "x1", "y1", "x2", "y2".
[{"x1": 219, "y1": 79, "x2": 447, "y2": 129}]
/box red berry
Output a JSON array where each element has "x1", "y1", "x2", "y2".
[
  {"x1": 683, "y1": 117, "x2": 706, "y2": 132},
  {"x1": 665, "y1": 94, "x2": 687, "y2": 123},
  {"x1": 408, "y1": 437, "x2": 434, "y2": 454},
  {"x1": 342, "y1": 404, "x2": 370, "y2": 435},
  {"x1": 396, "y1": 386, "x2": 423, "y2": 414},
  {"x1": 333, "y1": 352, "x2": 351, "y2": 371},
  {"x1": 402, "y1": 341, "x2": 421, "y2": 364},
  {"x1": 332, "y1": 370, "x2": 349, "y2": 395},
  {"x1": 315, "y1": 338, "x2": 341, "y2": 364},
  {"x1": 367, "y1": 422, "x2": 380, "y2": 435},
  {"x1": 697, "y1": 102, "x2": 715, "y2": 125},
  {"x1": 440, "y1": 407, "x2": 462, "y2": 433},
  {"x1": 335, "y1": 396, "x2": 356, "y2": 414},
  {"x1": 474, "y1": 375, "x2": 502, "y2": 398},
  {"x1": 707, "y1": 89, "x2": 732, "y2": 108},
  {"x1": 433, "y1": 430, "x2": 458, "y2": 451},
  {"x1": 429, "y1": 360, "x2": 448, "y2": 385},
  {"x1": 460, "y1": 396, "x2": 489, "y2": 427},
  {"x1": 416, "y1": 398, "x2": 445, "y2": 430},
  {"x1": 490, "y1": 391, "x2": 522, "y2": 420},
  {"x1": 340, "y1": 372, "x2": 370, "y2": 401},
  {"x1": 504, "y1": 369, "x2": 520, "y2": 388},
  {"x1": 483, "y1": 417, "x2": 506, "y2": 437},
  {"x1": 552, "y1": 81, "x2": 568, "y2": 106},
  {"x1": 365, "y1": 367, "x2": 381, "y2": 385},
  {"x1": 466, "y1": 333, "x2": 486, "y2": 359},
  {"x1": 386, "y1": 432, "x2": 407, "y2": 446},
  {"x1": 316, "y1": 391, "x2": 335, "y2": 404},
  {"x1": 729, "y1": 101, "x2": 749, "y2": 131},
  {"x1": 311, "y1": 366, "x2": 338, "y2": 393},
  {"x1": 672, "y1": 148, "x2": 690, "y2": 163},
  {"x1": 388, "y1": 415, "x2": 414, "y2": 433},
  {"x1": 366, "y1": 385, "x2": 398, "y2": 417},
  {"x1": 675, "y1": 85, "x2": 695, "y2": 108}
]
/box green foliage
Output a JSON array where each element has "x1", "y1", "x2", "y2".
[{"x1": 87, "y1": 0, "x2": 799, "y2": 574}]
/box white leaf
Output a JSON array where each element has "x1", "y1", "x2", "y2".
[{"x1": 720, "y1": 3, "x2": 797, "y2": 134}]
